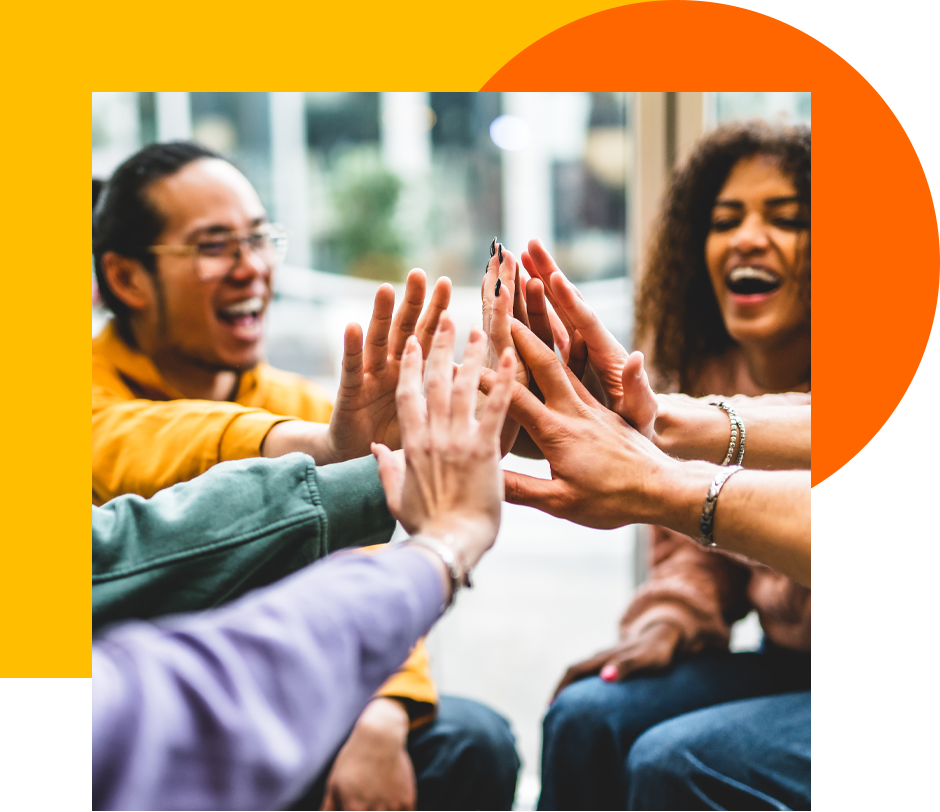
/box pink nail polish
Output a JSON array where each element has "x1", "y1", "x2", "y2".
[{"x1": 600, "y1": 665, "x2": 618, "y2": 682}]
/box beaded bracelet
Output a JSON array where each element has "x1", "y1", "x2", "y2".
[{"x1": 711, "y1": 400, "x2": 746, "y2": 466}]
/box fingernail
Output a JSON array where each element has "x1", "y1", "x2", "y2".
[
  {"x1": 498, "y1": 244, "x2": 504, "y2": 263},
  {"x1": 600, "y1": 665, "x2": 618, "y2": 682},
  {"x1": 490, "y1": 237, "x2": 497, "y2": 257},
  {"x1": 495, "y1": 278, "x2": 502, "y2": 297}
]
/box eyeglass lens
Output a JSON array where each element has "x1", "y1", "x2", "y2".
[{"x1": 195, "y1": 229, "x2": 288, "y2": 280}]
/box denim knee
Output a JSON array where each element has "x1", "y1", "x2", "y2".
[
  {"x1": 410, "y1": 696, "x2": 519, "y2": 810},
  {"x1": 626, "y1": 721, "x2": 687, "y2": 794},
  {"x1": 543, "y1": 677, "x2": 623, "y2": 746},
  {"x1": 539, "y1": 678, "x2": 640, "y2": 810}
]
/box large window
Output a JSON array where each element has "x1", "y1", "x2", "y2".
[{"x1": 92, "y1": 92, "x2": 633, "y2": 285}]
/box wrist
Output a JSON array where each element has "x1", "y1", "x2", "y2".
[
  {"x1": 358, "y1": 697, "x2": 410, "y2": 745},
  {"x1": 654, "y1": 398, "x2": 728, "y2": 464},
  {"x1": 417, "y1": 516, "x2": 496, "y2": 573},
  {"x1": 645, "y1": 458, "x2": 720, "y2": 538},
  {"x1": 261, "y1": 420, "x2": 334, "y2": 465}
]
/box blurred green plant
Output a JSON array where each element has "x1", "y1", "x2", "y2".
[{"x1": 328, "y1": 151, "x2": 407, "y2": 281}]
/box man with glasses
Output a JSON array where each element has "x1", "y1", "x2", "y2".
[{"x1": 92, "y1": 142, "x2": 519, "y2": 810}]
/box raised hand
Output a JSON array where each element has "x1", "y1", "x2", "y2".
[
  {"x1": 325, "y1": 270, "x2": 451, "y2": 464},
  {"x1": 480, "y1": 242, "x2": 535, "y2": 455},
  {"x1": 373, "y1": 314, "x2": 515, "y2": 570},
  {"x1": 481, "y1": 319, "x2": 670, "y2": 530}
]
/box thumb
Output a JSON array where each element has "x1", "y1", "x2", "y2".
[
  {"x1": 373, "y1": 443, "x2": 404, "y2": 515},
  {"x1": 503, "y1": 471, "x2": 561, "y2": 513},
  {"x1": 619, "y1": 351, "x2": 657, "y2": 439}
]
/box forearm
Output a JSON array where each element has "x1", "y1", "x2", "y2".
[
  {"x1": 92, "y1": 546, "x2": 445, "y2": 811},
  {"x1": 648, "y1": 461, "x2": 811, "y2": 587},
  {"x1": 93, "y1": 454, "x2": 396, "y2": 630},
  {"x1": 655, "y1": 397, "x2": 811, "y2": 470},
  {"x1": 261, "y1": 418, "x2": 336, "y2": 465}
]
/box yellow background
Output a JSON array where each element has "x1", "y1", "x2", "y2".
[{"x1": 3, "y1": 3, "x2": 939, "y2": 808}]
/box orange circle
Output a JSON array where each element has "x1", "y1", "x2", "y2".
[{"x1": 482, "y1": 1, "x2": 940, "y2": 486}]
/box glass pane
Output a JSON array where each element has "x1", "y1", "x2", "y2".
[{"x1": 713, "y1": 91, "x2": 811, "y2": 126}]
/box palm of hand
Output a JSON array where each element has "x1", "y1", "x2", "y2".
[
  {"x1": 327, "y1": 273, "x2": 451, "y2": 464},
  {"x1": 331, "y1": 359, "x2": 403, "y2": 459}
]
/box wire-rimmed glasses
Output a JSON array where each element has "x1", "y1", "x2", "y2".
[{"x1": 147, "y1": 223, "x2": 289, "y2": 281}]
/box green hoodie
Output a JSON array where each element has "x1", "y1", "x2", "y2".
[{"x1": 92, "y1": 453, "x2": 395, "y2": 632}]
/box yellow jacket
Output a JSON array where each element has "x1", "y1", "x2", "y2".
[{"x1": 92, "y1": 321, "x2": 438, "y2": 725}]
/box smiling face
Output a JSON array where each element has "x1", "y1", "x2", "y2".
[
  {"x1": 144, "y1": 158, "x2": 273, "y2": 373},
  {"x1": 705, "y1": 155, "x2": 810, "y2": 351}
]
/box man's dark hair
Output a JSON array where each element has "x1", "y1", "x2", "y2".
[{"x1": 92, "y1": 141, "x2": 224, "y2": 337}]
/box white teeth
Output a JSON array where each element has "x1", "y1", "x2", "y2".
[
  {"x1": 220, "y1": 297, "x2": 264, "y2": 317},
  {"x1": 727, "y1": 266, "x2": 779, "y2": 284}
]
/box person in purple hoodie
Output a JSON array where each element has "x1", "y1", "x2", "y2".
[{"x1": 92, "y1": 315, "x2": 517, "y2": 811}]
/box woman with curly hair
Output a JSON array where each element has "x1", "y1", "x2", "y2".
[{"x1": 537, "y1": 122, "x2": 811, "y2": 811}]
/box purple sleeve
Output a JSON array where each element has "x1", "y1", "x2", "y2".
[{"x1": 92, "y1": 546, "x2": 444, "y2": 811}]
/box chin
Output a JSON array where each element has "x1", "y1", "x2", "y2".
[
  {"x1": 217, "y1": 345, "x2": 264, "y2": 372},
  {"x1": 726, "y1": 315, "x2": 808, "y2": 351}
]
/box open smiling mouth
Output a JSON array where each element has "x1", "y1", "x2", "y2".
[
  {"x1": 725, "y1": 266, "x2": 782, "y2": 296},
  {"x1": 218, "y1": 296, "x2": 265, "y2": 328}
]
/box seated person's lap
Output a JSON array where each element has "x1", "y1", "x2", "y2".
[
  {"x1": 628, "y1": 691, "x2": 810, "y2": 810},
  {"x1": 290, "y1": 695, "x2": 519, "y2": 810},
  {"x1": 539, "y1": 644, "x2": 809, "y2": 810}
]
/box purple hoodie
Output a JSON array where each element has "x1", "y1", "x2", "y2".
[{"x1": 92, "y1": 546, "x2": 444, "y2": 810}]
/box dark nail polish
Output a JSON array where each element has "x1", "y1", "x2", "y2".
[
  {"x1": 498, "y1": 244, "x2": 503, "y2": 263},
  {"x1": 495, "y1": 278, "x2": 502, "y2": 297},
  {"x1": 489, "y1": 237, "x2": 497, "y2": 258}
]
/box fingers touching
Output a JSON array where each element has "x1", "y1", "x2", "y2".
[
  {"x1": 525, "y1": 278, "x2": 555, "y2": 351},
  {"x1": 365, "y1": 271, "x2": 454, "y2": 368}
]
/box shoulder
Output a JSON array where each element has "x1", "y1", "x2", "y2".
[{"x1": 248, "y1": 364, "x2": 334, "y2": 423}]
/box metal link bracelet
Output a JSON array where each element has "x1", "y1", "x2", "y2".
[
  {"x1": 397, "y1": 534, "x2": 473, "y2": 608},
  {"x1": 711, "y1": 400, "x2": 746, "y2": 466},
  {"x1": 699, "y1": 465, "x2": 744, "y2": 547}
]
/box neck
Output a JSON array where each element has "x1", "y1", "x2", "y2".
[
  {"x1": 152, "y1": 352, "x2": 239, "y2": 401},
  {"x1": 130, "y1": 319, "x2": 239, "y2": 401},
  {"x1": 739, "y1": 330, "x2": 811, "y2": 392}
]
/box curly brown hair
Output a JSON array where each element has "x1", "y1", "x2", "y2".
[{"x1": 635, "y1": 121, "x2": 811, "y2": 392}]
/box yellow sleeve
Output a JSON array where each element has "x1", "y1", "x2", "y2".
[
  {"x1": 374, "y1": 639, "x2": 438, "y2": 729},
  {"x1": 92, "y1": 392, "x2": 295, "y2": 505}
]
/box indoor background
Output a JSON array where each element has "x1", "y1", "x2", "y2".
[{"x1": 92, "y1": 91, "x2": 810, "y2": 809}]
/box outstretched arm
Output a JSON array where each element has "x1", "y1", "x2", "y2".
[
  {"x1": 483, "y1": 320, "x2": 810, "y2": 587},
  {"x1": 521, "y1": 239, "x2": 811, "y2": 471}
]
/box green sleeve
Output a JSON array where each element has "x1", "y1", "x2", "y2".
[{"x1": 92, "y1": 453, "x2": 395, "y2": 632}]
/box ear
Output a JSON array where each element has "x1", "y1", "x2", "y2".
[{"x1": 102, "y1": 251, "x2": 156, "y2": 312}]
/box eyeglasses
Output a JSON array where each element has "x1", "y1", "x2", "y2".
[{"x1": 147, "y1": 223, "x2": 289, "y2": 281}]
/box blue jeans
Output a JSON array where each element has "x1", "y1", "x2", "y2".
[
  {"x1": 291, "y1": 695, "x2": 520, "y2": 810},
  {"x1": 539, "y1": 644, "x2": 810, "y2": 810}
]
